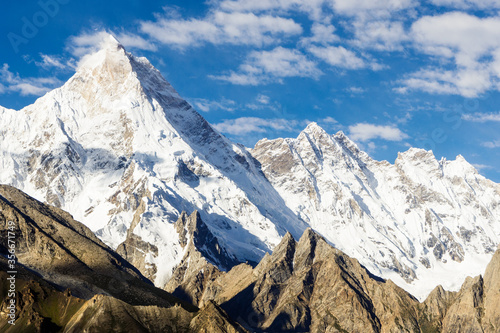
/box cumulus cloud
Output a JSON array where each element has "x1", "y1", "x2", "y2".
[
  {"x1": 140, "y1": 11, "x2": 302, "y2": 48},
  {"x1": 348, "y1": 123, "x2": 409, "y2": 141},
  {"x1": 429, "y1": 0, "x2": 500, "y2": 9},
  {"x1": 0, "y1": 64, "x2": 61, "y2": 96},
  {"x1": 351, "y1": 20, "x2": 409, "y2": 51},
  {"x1": 396, "y1": 67, "x2": 492, "y2": 97},
  {"x1": 398, "y1": 12, "x2": 500, "y2": 97},
  {"x1": 329, "y1": 0, "x2": 414, "y2": 18},
  {"x1": 462, "y1": 112, "x2": 500, "y2": 122},
  {"x1": 481, "y1": 140, "x2": 500, "y2": 148},
  {"x1": 300, "y1": 23, "x2": 340, "y2": 46},
  {"x1": 212, "y1": 47, "x2": 322, "y2": 85},
  {"x1": 308, "y1": 45, "x2": 367, "y2": 69},
  {"x1": 214, "y1": 117, "x2": 298, "y2": 135}
]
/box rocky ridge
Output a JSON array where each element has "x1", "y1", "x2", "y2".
[{"x1": 0, "y1": 185, "x2": 245, "y2": 332}]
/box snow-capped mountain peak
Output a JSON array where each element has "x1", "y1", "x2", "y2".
[
  {"x1": 252, "y1": 122, "x2": 500, "y2": 300},
  {"x1": 0, "y1": 37, "x2": 304, "y2": 289}
]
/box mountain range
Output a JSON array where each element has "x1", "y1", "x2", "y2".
[
  {"x1": 1, "y1": 184, "x2": 499, "y2": 332},
  {"x1": 0, "y1": 34, "x2": 499, "y2": 307}
]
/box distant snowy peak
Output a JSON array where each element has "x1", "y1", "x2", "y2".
[{"x1": 252, "y1": 122, "x2": 500, "y2": 300}]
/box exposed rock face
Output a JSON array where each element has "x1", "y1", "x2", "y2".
[
  {"x1": 0, "y1": 185, "x2": 245, "y2": 332},
  {"x1": 64, "y1": 294, "x2": 195, "y2": 333},
  {"x1": 0, "y1": 261, "x2": 85, "y2": 332},
  {"x1": 164, "y1": 211, "x2": 238, "y2": 306},
  {"x1": 200, "y1": 229, "x2": 422, "y2": 332},
  {"x1": 0, "y1": 184, "x2": 185, "y2": 308},
  {"x1": 1, "y1": 184, "x2": 499, "y2": 332},
  {"x1": 419, "y1": 246, "x2": 500, "y2": 333}
]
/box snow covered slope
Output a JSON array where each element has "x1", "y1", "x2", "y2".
[
  {"x1": 252, "y1": 123, "x2": 500, "y2": 299},
  {"x1": 1, "y1": 35, "x2": 499, "y2": 299},
  {"x1": 0, "y1": 35, "x2": 306, "y2": 288}
]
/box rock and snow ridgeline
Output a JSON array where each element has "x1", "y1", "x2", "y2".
[{"x1": 0, "y1": 35, "x2": 499, "y2": 300}]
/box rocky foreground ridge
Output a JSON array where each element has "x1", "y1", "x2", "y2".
[
  {"x1": 1, "y1": 185, "x2": 499, "y2": 332},
  {"x1": 0, "y1": 185, "x2": 244, "y2": 332}
]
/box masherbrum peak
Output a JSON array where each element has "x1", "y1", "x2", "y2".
[
  {"x1": 0, "y1": 33, "x2": 305, "y2": 289},
  {"x1": 1, "y1": 34, "x2": 499, "y2": 300}
]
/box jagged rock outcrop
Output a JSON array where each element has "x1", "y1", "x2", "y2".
[
  {"x1": 418, "y1": 245, "x2": 500, "y2": 333},
  {"x1": 200, "y1": 228, "x2": 422, "y2": 332},
  {"x1": 163, "y1": 211, "x2": 238, "y2": 306}
]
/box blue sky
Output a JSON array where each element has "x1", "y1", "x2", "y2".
[{"x1": 1, "y1": 0, "x2": 500, "y2": 181}]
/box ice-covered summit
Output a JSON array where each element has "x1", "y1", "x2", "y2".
[{"x1": 0, "y1": 38, "x2": 305, "y2": 288}]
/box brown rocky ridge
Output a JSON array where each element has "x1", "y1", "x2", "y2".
[
  {"x1": 0, "y1": 184, "x2": 245, "y2": 332},
  {"x1": 166, "y1": 217, "x2": 500, "y2": 332}
]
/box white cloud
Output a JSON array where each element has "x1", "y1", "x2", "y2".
[
  {"x1": 218, "y1": 0, "x2": 327, "y2": 21},
  {"x1": 317, "y1": 116, "x2": 341, "y2": 130},
  {"x1": 308, "y1": 45, "x2": 366, "y2": 69},
  {"x1": 67, "y1": 31, "x2": 113, "y2": 57},
  {"x1": 396, "y1": 67, "x2": 492, "y2": 97},
  {"x1": 399, "y1": 12, "x2": 500, "y2": 97},
  {"x1": 322, "y1": 116, "x2": 338, "y2": 123},
  {"x1": 35, "y1": 54, "x2": 72, "y2": 70},
  {"x1": 0, "y1": 64, "x2": 61, "y2": 96},
  {"x1": 347, "y1": 86, "x2": 365, "y2": 93},
  {"x1": 412, "y1": 12, "x2": 500, "y2": 65},
  {"x1": 140, "y1": 11, "x2": 302, "y2": 48},
  {"x1": 68, "y1": 30, "x2": 156, "y2": 57},
  {"x1": 481, "y1": 140, "x2": 500, "y2": 148},
  {"x1": 256, "y1": 94, "x2": 271, "y2": 104},
  {"x1": 351, "y1": 20, "x2": 409, "y2": 51},
  {"x1": 190, "y1": 98, "x2": 236, "y2": 112},
  {"x1": 116, "y1": 32, "x2": 157, "y2": 51},
  {"x1": 246, "y1": 94, "x2": 281, "y2": 110},
  {"x1": 348, "y1": 123, "x2": 409, "y2": 141},
  {"x1": 463, "y1": 112, "x2": 500, "y2": 122},
  {"x1": 300, "y1": 23, "x2": 339, "y2": 46},
  {"x1": 212, "y1": 47, "x2": 322, "y2": 85},
  {"x1": 329, "y1": 0, "x2": 414, "y2": 18},
  {"x1": 214, "y1": 117, "x2": 298, "y2": 135},
  {"x1": 429, "y1": 0, "x2": 500, "y2": 9},
  {"x1": 472, "y1": 163, "x2": 494, "y2": 170}
]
